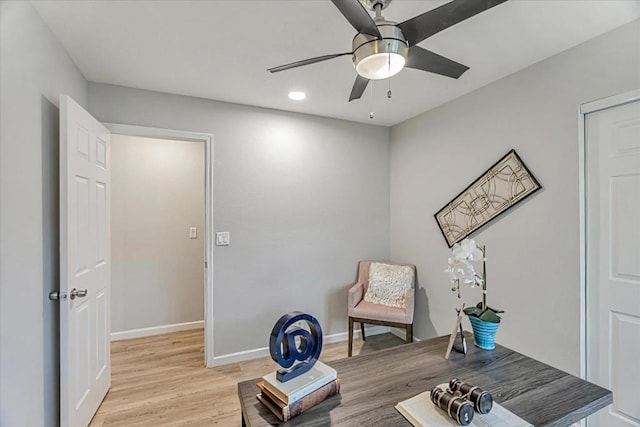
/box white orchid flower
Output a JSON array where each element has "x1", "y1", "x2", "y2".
[
  {"x1": 446, "y1": 239, "x2": 485, "y2": 291},
  {"x1": 445, "y1": 257, "x2": 478, "y2": 285},
  {"x1": 451, "y1": 238, "x2": 483, "y2": 262},
  {"x1": 467, "y1": 241, "x2": 484, "y2": 262},
  {"x1": 446, "y1": 239, "x2": 494, "y2": 318}
]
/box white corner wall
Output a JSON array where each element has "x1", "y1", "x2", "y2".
[
  {"x1": 110, "y1": 135, "x2": 205, "y2": 335},
  {"x1": 88, "y1": 84, "x2": 391, "y2": 357},
  {"x1": 390, "y1": 19, "x2": 640, "y2": 375},
  {"x1": 0, "y1": 2, "x2": 89, "y2": 425}
]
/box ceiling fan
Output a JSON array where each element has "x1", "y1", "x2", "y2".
[{"x1": 268, "y1": 0, "x2": 508, "y2": 102}]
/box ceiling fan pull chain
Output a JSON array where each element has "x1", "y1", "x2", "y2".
[
  {"x1": 387, "y1": 44, "x2": 392, "y2": 99},
  {"x1": 369, "y1": 80, "x2": 374, "y2": 119}
]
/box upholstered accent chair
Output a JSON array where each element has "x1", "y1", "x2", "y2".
[{"x1": 347, "y1": 260, "x2": 416, "y2": 357}]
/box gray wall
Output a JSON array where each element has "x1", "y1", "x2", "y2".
[
  {"x1": 390, "y1": 19, "x2": 640, "y2": 375},
  {"x1": 111, "y1": 135, "x2": 205, "y2": 333},
  {"x1": 0, "y1": 1, "x2": 88, "y2": 425},
  {"x1": 89, "y1": 83, "x2": 391, "y2": 355}
]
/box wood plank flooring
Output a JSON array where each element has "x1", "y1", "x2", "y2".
[{"x1": 89, "y1": 329, "x2": 405, "y2": 427}]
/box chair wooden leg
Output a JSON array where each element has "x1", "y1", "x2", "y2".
[
  {"x1": 360, "y1": 322, "x2": 366, "y2": 341},
  {"x1": 406, "y1": 324, "x2": 413, "y2": 344},
  {"x1": 348, "y1": 317, "x2": 354, "y2": 357}
]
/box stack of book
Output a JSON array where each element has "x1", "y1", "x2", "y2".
[{"x1": 257, "y1": 361, "x2": 340, "y2": 422}]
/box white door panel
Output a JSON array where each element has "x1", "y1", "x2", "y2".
[
  {"x1": 611, "y1": 176, "x2": 640, "y2": 282},
  {"x1": 587, "y1": 99, "x2": 640, "y2": 427},
  {"x1": 60, "y1": 95, "x2": 111, "y2": 427}
]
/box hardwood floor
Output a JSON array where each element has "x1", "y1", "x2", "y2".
[{"x1": 89, "y1": 329, "x2": 405, "y2": 427}]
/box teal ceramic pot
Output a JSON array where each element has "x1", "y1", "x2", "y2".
[{"x1": 468, "y1": 316, "x2": 500, "y2": 350}]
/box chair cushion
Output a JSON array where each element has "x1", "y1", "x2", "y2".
[
  {"x1": 352, "y1": 300, "x2": 411, "y2": 324},
  {"x1": 363, "y1": 262, "x2": 414, "y2": 308}
]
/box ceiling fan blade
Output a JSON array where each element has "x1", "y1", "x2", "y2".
[
  {"x1": 398, "y1": 0, "x2": 508, "y2": 46},
  {"x1": 331, "y1": 0, "x2": 381, "y2": 39},
  {"x1": 349, "y1": 74, "x2": 370, "y2": 102},
  {"x1": 268, "y1": 52, "x2": 352, "y2": 73},
  {"x1": 405, "y1": 46, "x2": 469, "y2": 79}
]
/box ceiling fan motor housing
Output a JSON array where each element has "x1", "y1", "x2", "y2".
[
  {"x1": 360, "y1": 0, "x2": 393, "y2": 11},
  {"x1": 352, "y1": 21, "x2": 408, "y2": 80}
]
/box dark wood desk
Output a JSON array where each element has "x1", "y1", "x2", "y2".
[{"x1": 238, "y1": 333, "x2": 611, "y2": 426}]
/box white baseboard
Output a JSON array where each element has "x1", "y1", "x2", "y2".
[
  {"x1": 211, "y1": 345, "x2": 270, "y2": 367},
  {"x1": 389, "y1": 326, "x2": 420, "y2": 342},
  {"x1": 211, "y1": 325, "x2": 390, "y2": 367},
  {"x1": 325, "y1": 325, "x2": 389, "y2": 344},
  {"x1": 111, "y1": 320, "x2": 204, "y2": 341}
]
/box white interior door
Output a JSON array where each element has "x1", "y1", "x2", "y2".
[
  {"x1": 586, "y1": 99, "x2": 640, "y2": 427},
  {"x1": 60, "y1": 95, "x2": 111, "y2": 427}
]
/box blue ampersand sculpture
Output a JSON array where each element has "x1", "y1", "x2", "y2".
[{"x1": 269, "y1": 311, "x2": 323, "y2": 383}]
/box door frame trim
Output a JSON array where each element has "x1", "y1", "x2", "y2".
[
  {"x1": 578, "y1": 89, "x2": 640, "y2": 384},
  {"x1": 103, "y1": 123, "x2": 216, "y2": 368}
]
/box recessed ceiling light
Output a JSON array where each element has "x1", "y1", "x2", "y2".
[{"x1": 288, "y1": 91, "x2": 306, "y2": 101}]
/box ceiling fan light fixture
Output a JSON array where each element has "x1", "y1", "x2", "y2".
[
  {"x1": 356, "y1": 52, "x2": 405, "y2": 80},
  {"x1": 352, "y1": 22, "x2": 408, "y2": 80}
]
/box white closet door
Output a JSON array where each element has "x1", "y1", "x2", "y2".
[{"x1": 587, "y1": 99, "x2": 640, "y2": 427}]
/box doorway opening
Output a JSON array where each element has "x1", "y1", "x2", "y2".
[
  {"x1": 88, "y1": 125, "x2": 214, "y2": 425},
  {"x1": 105, "y1": 124, "x2": 215, "y2": 367},
  {"x1": 110, "y1": 133, "x2": 205, "y2": 340}
]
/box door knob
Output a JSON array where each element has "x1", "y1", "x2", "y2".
[
  {"x1": 70, "y1": 288, "x2": 88, "y2": 300},
  {"x1": 49, "y1": 290, "x2": 67, "y2": 301}
]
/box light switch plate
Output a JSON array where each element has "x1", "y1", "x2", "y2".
[
  {"x1": 189, "y1": 227, "x2": 197, "y2": 239},
  {"x1": 216, "y1": 231, "x2": 230, "y2": 246}
]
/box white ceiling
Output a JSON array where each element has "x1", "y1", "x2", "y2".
[{"x1": 33, "y1": 0, "x2": 640, "y2": 126}]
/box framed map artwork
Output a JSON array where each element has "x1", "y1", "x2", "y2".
[{"x1": 435, "y1": 149, "x2": 542, "y2": 247}]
